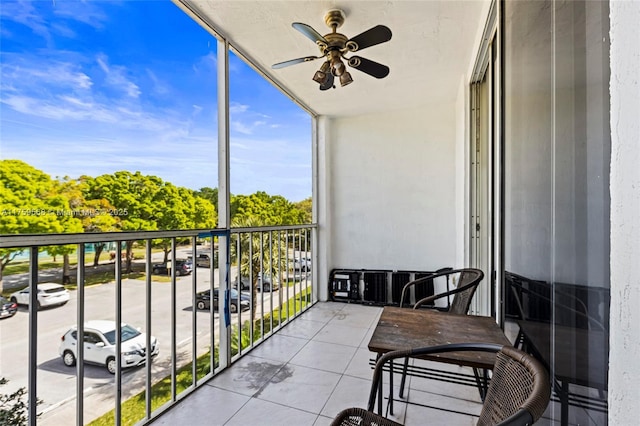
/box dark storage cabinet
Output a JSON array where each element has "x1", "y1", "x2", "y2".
[{"x1": 329, "y1": 268, "x2": 448, "y2": 307}]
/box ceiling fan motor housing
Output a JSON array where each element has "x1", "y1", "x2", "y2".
[{"x1": 324, "y1": 9, "x2": 346, "y2": 29}]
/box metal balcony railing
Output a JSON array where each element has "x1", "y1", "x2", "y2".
[{"x1": 0, "y1": 224, "x2": 316, "y2": 425}]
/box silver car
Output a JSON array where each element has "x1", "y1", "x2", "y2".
[{"x1": 59, "y1": 320, "x2": 159, "y2": 374}]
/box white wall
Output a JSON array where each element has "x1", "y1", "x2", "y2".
[
  {"x1": 608, "y1": 1, "x2": 640, "y2": 423},
  {"x1": 316, "y1": 103, "x2": 461, "y2": 300}
]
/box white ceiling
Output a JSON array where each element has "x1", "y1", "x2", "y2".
[{"x1": 179, "y1": 1, "x2": 490, "y2": 117}]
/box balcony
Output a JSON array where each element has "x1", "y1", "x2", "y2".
[
  {"x1": 0, "y1": 230, "x2": 610, "y2": 426},
  {"x1": 1, "y1": 0, "x2": 633, "y2": 424}
]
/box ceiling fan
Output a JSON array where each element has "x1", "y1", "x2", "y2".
[{"x1": 272, "y1": 9, "x2": 392, "y2": 90}]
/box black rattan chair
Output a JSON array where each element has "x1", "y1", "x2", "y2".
[
  {"x1": 396, "y1": 268, "x2": 484, "y2": 397},
  {"x1": 399, "y1": 267, "x2": 484, "y2": 313},
  {"x1": 331, "y1": 343, "x2": 551, "y2": 426}
]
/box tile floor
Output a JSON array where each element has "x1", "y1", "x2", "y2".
[{"x1": 152, "y1": 302, "x2": 605, "y2": 426}]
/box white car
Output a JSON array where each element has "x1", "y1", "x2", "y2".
[
  {"x1": 59, "y1": 320, "x2": 159, "y2": 374},
  {"x1": 10, "y1": 283, "x2": 69, "y2": 309},
  {"x1": 293, "y1": 256, "x2": 311, "y2": 271}
]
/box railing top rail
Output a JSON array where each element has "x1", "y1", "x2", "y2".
[{"x1": 0, "y1": 224, "x2": 317, "y2": 248}]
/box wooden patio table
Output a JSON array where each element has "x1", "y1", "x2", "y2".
[{"x1": 367, "y1": 307, "x2": 511, "y2": 414}]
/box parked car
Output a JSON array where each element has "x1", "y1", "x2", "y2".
[
  {"x1": 234, "y1": 273, "x2": 279, "y2": 292},
  {"x1": 187, "y1": 253, "x2": 218, "y2": 268},
  {"x1": 59, "y1": 320, "x2": 159, "y2": 374},
  {"x1": 10, "y1": 283, "x2": 69, "y2": 309},
  {"x1": 152, "y1": 259, "x2": 192, "y2": 276},
  {"x1": 195, "y1": 288, "x2": 250, "y2": 313},
  {"x1": 293, "y1": 256, "x2": 311, "y2": 271},
  {"x1": 0, "y1": 296, "x2": 18, "y2": 319}
]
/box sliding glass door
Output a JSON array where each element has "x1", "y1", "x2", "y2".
[{"x1": 502, "y1": 0, "x2": 610, "y2": 424}]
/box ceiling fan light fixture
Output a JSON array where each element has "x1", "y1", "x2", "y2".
[
  {"x1": 312, "y1": 61, "x2": 331, "y2": 84},
  {"x1": 339, "y1": 71, "x2": 353, "y2": 87}
]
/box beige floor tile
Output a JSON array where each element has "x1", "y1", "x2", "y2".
[
  {"x1": 255, "y1": 364, "x2": 342, "y2": 414},
  {"x1": 313, "y1": 322, "x2": 370, "y2": 347},
  {"x1": 151, "y1": 385, "x2": 249, "y2": 426},
  {"x1": 209, "y1": 355, "x2": 284, "y2": 397},
  {"x1": 225, "y1": 397, "x2": 317, "y2": 426},
  {"x1": 278, "y1": 317, "x2": 327, "y2": 340},
  {"x1": 313, "y1": 414, "x2": 335, "y2": 426},
  {"x1": 320, "y1": 375, "x2": 374, "y2": 418},
  {"x1": 248, "y1": 334, "x2": 309, "y2": 363},
  {"x1": 290, "y1": 340, "x2": 357, "y2": 374}
]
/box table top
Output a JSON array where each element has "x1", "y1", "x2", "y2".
[
  {"x1": 517, "y1": 320, "x2": 608, "y2": 390},
  {"x1": 368, "y1": 307, "x2": 512, "y2": 370}
]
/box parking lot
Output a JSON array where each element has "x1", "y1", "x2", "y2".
[{"x1": 0, "y1": 261, "x2": 306, "y2": 425}]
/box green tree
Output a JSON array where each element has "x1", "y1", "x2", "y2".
[
  {"x1": 0, "y1": 160, "x2": 74, "y2": 292},
  {"x1": 195, "y1": 187, "x2": 218, "y2": 213},
  {"x1": 152, "y1": 184, "x2": 217, "y2": 262},
  {"x1": 85, "y1": 172, "x2": 217, "y2": 269},
  {"x1": 84, "y1": 172, "x2": 161, "y2": 272},
  {"x1": 0, "y1": 377, "x2": 41, "y2": 426},
  {"x1": 294, "y1": 197, "x2": 312, "y2": 223},
  {"x1": 230, "y1": 191, "x2": 306, "y2": 225}
]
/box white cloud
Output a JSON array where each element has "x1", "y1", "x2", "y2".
[
  {"x1": 229, "y1": 102, "x2": 249, "y2": 114},
  {"x1": 146, "y1": 69, "x2": 171, "y2": 96},
  {"x1": 231, "y1": 120, "x2": 253, "y2": 135},
  {"x1": 1, "y1": 59, "x2": 93, "y2": 91},
  {"x1": 96, "y1": 54, "x2": 141, "y2": 98}
]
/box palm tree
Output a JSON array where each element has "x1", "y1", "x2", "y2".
[{"x1": 229, "y1": 217, "x2": 286, "y2": 321}]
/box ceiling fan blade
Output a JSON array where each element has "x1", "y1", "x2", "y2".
[
  {"x1": 319, "y1": 73, "x2": 335, "y2": 91},
  {"x1": 347, "y1": 25, "x2": 392, "y2": 52},
  {"x1": 292, "y1": 22, "x2": 328, "y2": 45},
  {"x1": 348, "y1": 56, "x2": 390, "y2": 79},
  {"x1": 272, "y1": 56, "x2": 321, "y2": 69}
]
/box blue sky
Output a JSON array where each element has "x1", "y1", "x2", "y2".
[{"x1": 0, "y1": 0, "x2": 312, "y2": 202}]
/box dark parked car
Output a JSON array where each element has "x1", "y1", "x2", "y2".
[
  {"x1": 0, "y1": 296, "x2": 18, "y2": 319},
  {"x1": 187, "y1": 253, "x2": 218, "y2": 268},
  {"x1": 152, "y1": 260, "x2": 192, "y2": 276},
  {"x1": 235, "y1": 273, "x2": 280, "y2": 292},
  {"x1": 195, "y1": 288, "x2": 250, "y2": 313}
]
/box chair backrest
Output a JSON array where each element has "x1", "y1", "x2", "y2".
[
  {"x1": 399, "y1": 268, "x2": 484, "y2": 315},
  {"x1": 449, "y1": 268, "x2": 484, "y2": 314},
  {"x1": 477, "y1": 345, "x2": 551, "y2": 426}
]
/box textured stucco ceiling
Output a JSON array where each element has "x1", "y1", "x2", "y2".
[{"x1": 178, "y1": 1, "x2": 489, "y2": 117}]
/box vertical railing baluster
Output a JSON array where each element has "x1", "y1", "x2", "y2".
[
  {"x1": 191, "y1": 236, "x2": 197, "y2": 386},
  {"x1": 248, "y1": 232, "x2": 253, "y2": 347},
  {"x1": 304, "y1": 228, "x2": 309, "y2": 310},
  {"x1": 145, "y1": 240, "x2": 152, "y2": 420},
  {"x1": 170, "y1": 238, "x2": 177, "y2": 401},
  {"x1": 237, "y1": 233, "x2": 242, "y2": 356},
  {"x1": 260, "y1": 232, "x2": 264, "y2": 339},
  {"x1": 277, "y1": 230, "x2": 282, "y2": 330},
  {"x1": 76, "y1": 244, "x2": 85, "y2": 426},
  {"x1": 269, "y1": 231, "x2": 273, "y2": 334},
  {"x1": 28, "y1": 247, "x2": 38, "y2": 426},
  {"x1": 285, "y1": 231, "x2": 290, "y2": 324},
  {"x1": 210, "y1": 236, "x2": 216, "y2": 374},
  {"x1": 295, "y1": 228, "x2": 304, "y2": 316},
  {"x1": 115, "y1": 241, "x2": 122, "y2": 426}
]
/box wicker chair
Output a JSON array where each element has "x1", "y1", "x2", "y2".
[
  {"x1": 399, "y1": 267, "x2": 484, "y2": 312},
  {"x1": 397, "y1": 268, "x2": 484, "y2": 397},
  {"x1": 331, "y1": 343, "x2": 551, "y2": 426}
]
